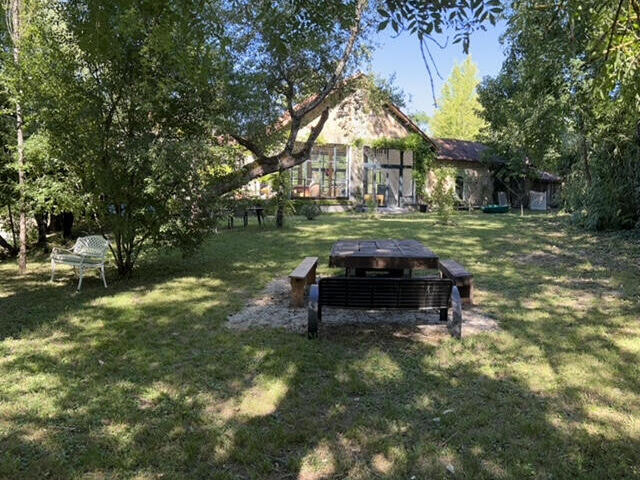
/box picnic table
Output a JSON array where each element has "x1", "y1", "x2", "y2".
[
  {"x1": 329, "y1": 239, "x2": 438, "y2": 277},
  {"x1": 246, "y1": 206, "x2": 265, "y2": 226},
  {"x1": 228, "y1": 206, "x2": 265, "y2": 228}
]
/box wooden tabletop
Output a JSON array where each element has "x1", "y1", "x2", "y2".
[{"x1": 329, "y1": 239, "x2": 439, "y2": 270}]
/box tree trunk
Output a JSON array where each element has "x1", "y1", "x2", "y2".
[
  {"x1": 577, "y1": 116, "x2": 591, "y2": 185},
  {"x1": 35, "y1": 212, "x2": 48, "y2": 251},
  {"x1": 7, "y1": 203, "x2": 17, "y2": 247},
  {"x1": 0, "y1": 232, "x2": 17, "y2": 256},
  {"x1": 276, "y1": 205, "x2": 284, "y2": 228},
  {"x1": 9, "y1": 0, "x2": 27, "y2": 274},
  {"x1": 62, "y1": 212, "x2": 74, "y2": 239}
]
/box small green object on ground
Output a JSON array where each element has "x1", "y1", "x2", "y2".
[{"x1": 482, "y1": 204, "x2": 510, "y2": 213}]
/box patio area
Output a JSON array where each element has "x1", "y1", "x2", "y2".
[{"x1": 227, "y1": 275, "x2": 499, "y2": 337}]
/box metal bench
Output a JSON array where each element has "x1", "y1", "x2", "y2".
[
  {"x1": 438, "y1": 259, "x2": 474, "y2": 305},
  {"x1": 307, "y1": 277, "x2": 462, "y2": 338},
  {"x1": 289, "y1": 257, "x2": 318, "y2": 307},
  {"x1": 50, "y1": 235, "x2": 109, "y2": 291}
]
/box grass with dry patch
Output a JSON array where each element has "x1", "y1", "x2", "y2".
[{"x1": 1, "y1": 212, "x2": 639, "y2": 479}]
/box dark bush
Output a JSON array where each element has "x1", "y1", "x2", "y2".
[{"x1": 300, "y1": 203, "x2": 322, "y2": 220}]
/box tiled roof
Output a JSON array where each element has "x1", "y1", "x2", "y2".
[
  {"x1": 432, "y1": 138, "x2": 502, "y2": 164},
  {"x1": 433, "y1": 138, "x2": 561, "y2": 182}
]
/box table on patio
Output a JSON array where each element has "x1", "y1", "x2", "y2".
[{"x1": 328, "y1": 239, "x2": 438, "y2": 277}]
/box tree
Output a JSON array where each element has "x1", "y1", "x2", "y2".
[
  {"x1": 17, "y1": 0, "x2": 502, "y2": 274},
  {"x1": 210, "y1": 0, "x2": 504, "y2": 195},
  {"x1": 428, "y1": 56, "x2": 486, "y2": 140},
  {"x1": 5, "y1": 0, "x2": 27, "y2": 272},
  {"x1": 478, "y1": 0, "x2": 640, "y2": 229},
  {"x1": 0, "y1": 88, "x2": 18, "y2": 256},
  {"x1": 20, "y1": 0, "x2": 230, "y2": 275}
]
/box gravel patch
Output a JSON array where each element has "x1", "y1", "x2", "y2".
[{"x1": 227, "y1": 277, "x2": 500, "y2": 338}]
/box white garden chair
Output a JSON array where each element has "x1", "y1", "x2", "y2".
[{"x1": 50, "y1": 235, "x2": 109, "y2": 291}]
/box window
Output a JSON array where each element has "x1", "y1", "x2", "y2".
[{"x1": 290, "y1": 145, "x2": 348, "y2": 198}]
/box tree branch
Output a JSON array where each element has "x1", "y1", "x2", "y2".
[
  {"x1": 211, "y1": 0, "x2": 367, "y2": 197},
  {"x1": 604, "y1": 0, "x2": 625, "y2": 63},
  {"x1": 0, "y1": 232, "x2": 17, "y2": 256},
  {"x1": 293, "y1": 0, "x2": 367, "y2": 119},
  {"x1": 210, "y1": 108, "x2": 330, "y2": 196}
]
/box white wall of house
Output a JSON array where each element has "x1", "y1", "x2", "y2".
[{"x1": 427, "y1": 160, "x2": 494, "y2": 206}]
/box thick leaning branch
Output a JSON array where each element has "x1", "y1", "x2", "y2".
[
  {"x1": 294, "y1": 0, "x2": 367, "y2": 119},
  {"x1": 210, "y1": 0, "x2": 366, "y2": 197},
  {"x1": 210, "y1": 108, "x2": 330, "y2": 196}
]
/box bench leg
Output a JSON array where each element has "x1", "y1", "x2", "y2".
[
  {"x1": 290, "y1": 278, "x2": 306, "y2": 308},
  {"x1": 439, "y1": 308, "x2": 448, "y2": 323},
  {"x1": 309, "y1": 264, "x2": 317, "y2": 285},
  {"x1": 77, "y1": 267, "x2": 84, "y2": 292},
  {"x1": 50, "y1": 259, "x2": 56, "y2": 282},
  {"x1": 101, "y1": 265, "x2": 108, "y2": 288},
  {"x1": 308, "y1": 284, "x2": 321, "y2": 339},
  {"x1": 448, "y1": 286, "x2": 463, "y2": 339}
]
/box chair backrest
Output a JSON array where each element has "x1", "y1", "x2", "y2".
[
  {"x1": 73, "y1": 235, "x2": 109, "y2": 259},
  {"x1": 318, "y1": 277, "x2": 453, "y2": 310}
]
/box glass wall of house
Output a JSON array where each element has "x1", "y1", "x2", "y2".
[
  {"x1": 290, "y1": 145, "x2": 348, "y2": 199},
  {"x1": 363, "y1": 148, "x2": 415, "y2": 207}
]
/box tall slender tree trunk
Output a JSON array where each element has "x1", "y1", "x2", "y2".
[
  {"x1": 9, "y1": 0, "x2": 27, "y2": 273},
  {"x1": 7, "y1": 203, "x2": 17, "y2": 247}
]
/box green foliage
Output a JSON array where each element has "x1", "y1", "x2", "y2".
[
  {"x1": 377, "y1": 1, "x2": 502, "y2": 53},
  {"x1": 429, "y1": 56, "x2": 486, "y2": 140},
  {"x1": 479, "y1": 1, "x2": 640, "y2": 230},
  {"x1": 2, "y1": 213, "x2": 640, "y2": 478},
  {"x1": 18, "y1": 1, "x2": 227, "y2": 274},
  {"x1": 411, "y1": 112, "x2": 430, "y2": 131},
  {"x1": 358, "y1": 73, "x2": 407, "y2": 111},
  {"x1": 370, "y1": 134, "x2": 435, "y2": 202},
  {"x1": 429, "y1": 167, "x2": 457, "y2": 223},
  {"x1": 290, "y1": 199, "x2": 349, "y2": 215},
  {"x1": 299, "y1": 202, "x2": 321, "y2": 220},
  {"x1": 268, "y1": 171, "x2": 295, "y2": 227},
  {"x1": 22, "y1": 132, "x2": 81, "y2": 216},
  {"x1": 365, "y1": 194, "x2": 378, "y2": 218}
]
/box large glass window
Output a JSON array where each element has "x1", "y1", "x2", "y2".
[{"x1": 290, "y1": 145, "x2": 348, "y2": 198}]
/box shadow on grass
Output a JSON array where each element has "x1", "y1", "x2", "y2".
[{"x1": 1, "y1": 213, "x2": 639, "y2": 478}]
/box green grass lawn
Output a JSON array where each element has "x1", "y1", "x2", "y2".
[{"x1": 1, "y1": 212, "x2": 639, "y2": 479}]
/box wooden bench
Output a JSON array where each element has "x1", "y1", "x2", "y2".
[
  {"x1": 438, "y1": 259, "x2": 473, "y2": 305},
  {"x1": 307, "y1": 277, "x2": 462, "y2": 338},
  {"x1": 289, "y1": 257, "x2": 318, "y2": 307}
]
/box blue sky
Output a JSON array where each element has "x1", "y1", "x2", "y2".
[{"x1": 370, "y1": 22, "x2": 507, "y2": 116}]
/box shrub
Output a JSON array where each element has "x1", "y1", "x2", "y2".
[
  {"x1": 300, "y1": 203, "x2": 322, "y2": 220},
  {"x1": 431, "y1": 167, "x2": 457, "y2": 223}
]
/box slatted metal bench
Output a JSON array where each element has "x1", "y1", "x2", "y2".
[
  {"x1": 289, "y1": 257, "x2": 318, "y2": 307},
  {"x1": 438, "y1": 259, "x2": 474, "y2": 305},
  {"x1": 307, "y1": 277, "x2": 462, "y2": 339}
]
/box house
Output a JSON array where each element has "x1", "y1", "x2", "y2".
[{"x1": 249, "y1": 76, "x2": 560, "y2": 209}]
